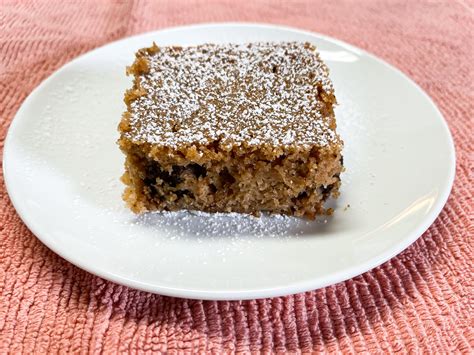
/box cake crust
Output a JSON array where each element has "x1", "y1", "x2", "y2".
[{"x1": 118, "y1": 42, "x2": 343, "y2": 218}]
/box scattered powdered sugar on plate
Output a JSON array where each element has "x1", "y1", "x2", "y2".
[{"x1": 130, "y1": 210, "x2": 320, "y2": 240}]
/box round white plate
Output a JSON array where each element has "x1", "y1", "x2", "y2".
[{"x1": 3, "y1": 23, "x2": 455, "y2": 300}]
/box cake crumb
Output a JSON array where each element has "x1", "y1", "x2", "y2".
[{"x1": 118, "y1": 42, "x2": 344, "y2": 219}]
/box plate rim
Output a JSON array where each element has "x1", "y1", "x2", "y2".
[{"x1": 2, "y1": 22, "x2": 456, "y2": 300}]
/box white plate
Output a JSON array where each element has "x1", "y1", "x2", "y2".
[{"x1": 3, "y1": 23, "x2": 455, "y2": 300}]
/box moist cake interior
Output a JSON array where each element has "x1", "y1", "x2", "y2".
[{"x1": 118, "y1": 42, "x2": 344, "y2": 218}]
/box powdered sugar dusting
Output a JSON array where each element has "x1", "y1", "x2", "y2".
[
  {"x1": 133, "y1": 210, "x2": 320, "y2": 240},
  {"x1": 125, "y1": 42, "x2": 339, "y2": 148}
]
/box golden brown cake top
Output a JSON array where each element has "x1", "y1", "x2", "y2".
[{"x1": 123, "y1": 42, "x2": 341, "y2": 148}]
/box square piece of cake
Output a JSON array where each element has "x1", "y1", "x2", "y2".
[{"x1": 118, "y1": 42, "x2": 343, "y2": 218}]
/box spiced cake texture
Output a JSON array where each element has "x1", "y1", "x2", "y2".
[{"x1": 118, "y1": 42, "x2": 343, "y2": 219}]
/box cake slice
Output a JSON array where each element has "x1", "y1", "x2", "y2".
[{"x1": 118, "y1": 42, "x2": 343, "y2": 219}]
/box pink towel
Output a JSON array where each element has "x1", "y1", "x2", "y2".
[{"x1": 0, "y1": 1, "x2": 472, "y2": 353}]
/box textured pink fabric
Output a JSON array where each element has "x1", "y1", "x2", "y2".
[{"x1": 1, "y1": 1, "x2": 473, "y2": 353}]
